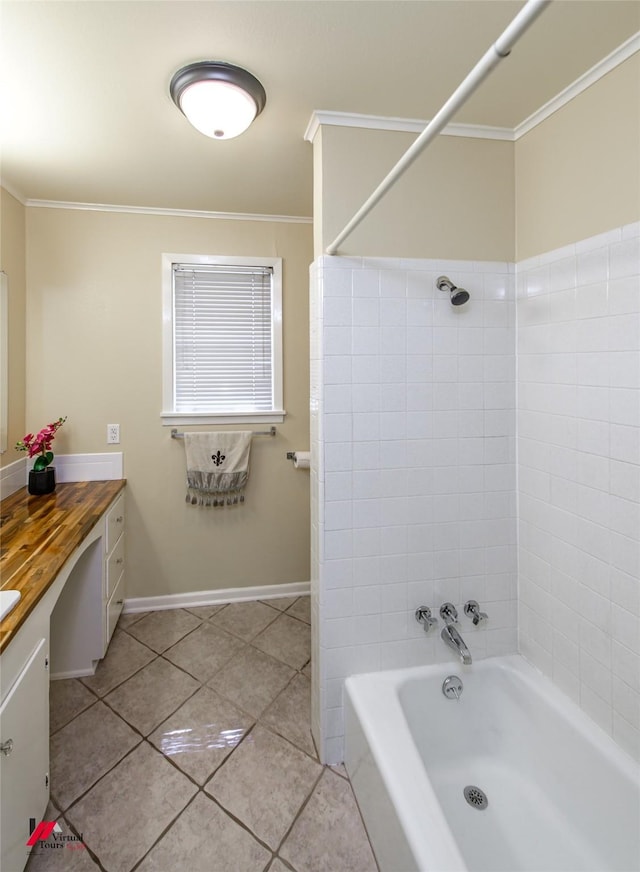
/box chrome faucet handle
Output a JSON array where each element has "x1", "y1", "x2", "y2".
[
  {"x1": 464, "y1": 600, "x2": 488, "y2": 626},
  {"x1": 415, "y1": 606, "x2": 438, "y2": 633},
  {"x1": 439, "y1": 602, "x2": 458, "y2": 625}
]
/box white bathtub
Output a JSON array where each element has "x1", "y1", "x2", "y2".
[{"x1": 344, "y1": 655, "x2": 640, "y2": 872}]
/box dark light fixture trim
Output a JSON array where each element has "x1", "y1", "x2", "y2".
[{"x1": 170, "y1": 61, "x2": 266, "y2": 139}]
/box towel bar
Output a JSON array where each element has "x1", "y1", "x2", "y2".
[{"x1": 171, "y1": 427, "x2": 276, "y2": 439}]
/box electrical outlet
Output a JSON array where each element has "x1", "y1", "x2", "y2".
[{"x1": 107, "y1": 424, "x2": 120, "y2": 444}]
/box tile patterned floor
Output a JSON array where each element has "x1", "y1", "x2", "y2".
[{"x1": 26, "y1": 597, "x2": 379, "y2": 872}]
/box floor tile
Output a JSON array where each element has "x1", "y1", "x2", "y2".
[
  {"x1": 136, "y1": 792, "x2": 271, "y2": 872},
  {"x1": 261, "y1": 597, "x2": 298, "y2": 612},
  {"x1": 253, "y1": 613, "x2": 311, "y2": 670},
  {"x1": 280, "y1": 769, "x2": 378, "y2": 872},
  {"x1": 260, "y1": 674, "x2": 316, "y2": 758},
  {"x1": 49, "y1": 679, "x2": 96, "y2": 734},
  {"x1": 126, "y1": 608, "x2": 202, "y2": 653},
  {"x1": 80, "y1": 630, "x2": 155, "y2": 697},
  {"x1": 148, "y1": 686, "x2": 253, "y2": 785},
  {"x1": 65, "y1": 742, "x2": 197, "y2": 872},
  {"x1": 45, "y1": 601, "x2": 378, "y2": 872},
  {"x1": 183, "y1": 604, "x2": 227, "y2": 619},
  {"x1": 50, "y1": 701, "x2": 140, "y2": 810},
  {"x1": 163, "y1": 621, "x2": 245, "y2": 682},
  {"x1": 208, "y1": 645, "x2": 295, "y2": 717},
  {"x1": 286, "y1": 596, "x2": 311, "y2": 624},
  {"x1": 117, "y1": 611, "x2": 149, "y2": 630},
  {"x1": 105, "y1": 657, "x2": 200, "y2": 735},
  {"x1": 205, "y1": 726, "x2": 321, "y2": 850},
  {"x1": 210, "y1": 600, "x2": 280, "y2": 641}
]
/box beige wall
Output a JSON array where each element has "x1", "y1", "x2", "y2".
[
  {"x1": 26, "y1": 207, "x2": 312, "y2": 598},
  {"x1": 314, "y1": 124, "x2": 515, "y2": 261},
  {"x1": 0, "y1": 188, "x2": 26, "y2": 468},
  {"x1": 515, "y1": 54, "x2": 640, "y2": 260}
]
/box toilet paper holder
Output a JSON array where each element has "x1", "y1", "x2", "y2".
[{"x1": 286, "y1": 451, "x2": 310, "y2": 468}]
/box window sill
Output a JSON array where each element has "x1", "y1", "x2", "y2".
[{"x1": 161, "y1": 411, "x2": 286, "y2": 426}]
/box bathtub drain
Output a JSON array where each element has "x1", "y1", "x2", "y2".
[{"x1": 463, "y1": 785, "x2": 488, "y2": 809}]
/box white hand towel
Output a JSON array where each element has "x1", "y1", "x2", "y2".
[{"x1": 184, "y1": 431, "x2": 252, "y2": 506}]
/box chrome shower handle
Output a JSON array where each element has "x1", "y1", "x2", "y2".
[
  {"x1": 439, "y1": 602, "x2": 459, "y2": 625},
  {"x1": 415, "y1": 606, "x2": 438, "y2": 633},
  {"x1": 464, "y1": 600, "x2": 488, "y2": 626}
]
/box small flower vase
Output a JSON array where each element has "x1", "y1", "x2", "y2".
[{"x1": 28, "y1": 466, "x2": 56, "y2": 496}]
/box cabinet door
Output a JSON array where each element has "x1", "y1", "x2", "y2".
[{"x1": 0, "y1": 638, "x2": 49, "y2": 872}]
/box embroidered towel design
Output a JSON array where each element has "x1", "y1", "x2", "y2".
[{"x1": 184, "y1": 431, "x2": 252, "y2": 506}]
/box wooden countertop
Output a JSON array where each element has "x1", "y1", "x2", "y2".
[{"x1": 0, "y1": 479, "x2": 126, "y2": 654}]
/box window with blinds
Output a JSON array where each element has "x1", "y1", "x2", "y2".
[{"x1": 162, "y1": 255, "x2": 284, "y2": 424}]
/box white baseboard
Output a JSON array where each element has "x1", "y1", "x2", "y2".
[
  {"x1": 50, "y1": 666, "x2": 96, "y2": 681},
  {"x1": 124, "y1": 581, "x2": 310, "y2": 614},
  {"x1": 0, "y1": 457, "x2": 27, "y2": 498}
]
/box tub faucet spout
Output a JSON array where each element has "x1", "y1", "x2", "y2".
[{"x1": 441, "y1": 624, "x2": 472, "y2": 665}]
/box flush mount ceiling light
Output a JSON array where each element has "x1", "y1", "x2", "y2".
[{"x1": 170, "y1": 61, "x2": 266, "y2": 140}]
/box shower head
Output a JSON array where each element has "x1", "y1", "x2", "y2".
[
  {"x1": 436, "y1": 275, "x2": 470, "y2": 306},
  {"x1": 451, "y1": 287, "x2": 470, "y2": 306}
]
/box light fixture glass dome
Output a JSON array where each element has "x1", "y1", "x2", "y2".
[{"x1": 170, "y1": 61, "x2": 266, "y2": 140}]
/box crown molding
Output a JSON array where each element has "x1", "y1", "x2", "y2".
[
  {"x1": 306, "y1": 33, "x2": 640, "y2": 145},
  {"x1": 22, "y1": 199, "x2": 312, "y2": 224},
  {"x1": 515, "y1": 31, "x2": 640, "y2": 139},
  {"x1": 304, "y1": 110, "x2": 514, "y2": 143}
]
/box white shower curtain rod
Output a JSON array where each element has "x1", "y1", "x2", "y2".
[{"x1": 325, "y1": 0, "x2": 552, "y2": 256}]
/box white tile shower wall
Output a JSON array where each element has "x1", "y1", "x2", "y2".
[
  {"x1": 517, "y1": 222, "x2": 640, "y2": 762},
  {"x1": 310, "y1": 256, "x2": 518, "y2": 763}
]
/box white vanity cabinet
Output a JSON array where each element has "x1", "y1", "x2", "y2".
[{"x1": 0, "y1": 480, "x2": 126, "y2": 872}]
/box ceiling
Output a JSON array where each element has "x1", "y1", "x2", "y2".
[{"x1": 1, "y1": 1, "x2": 638, "y2": 217}]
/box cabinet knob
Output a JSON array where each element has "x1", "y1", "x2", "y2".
[
  {"x1": 116, "y1": 599, "x2": 124, "y2": 605},
  {"x1": 1, "y1": 739, "x2": 14, "y2": 756},
  {"x1": 116, "y1": 558, "x2": 124, "y2": 565},
  {"x1": 115, "y1": 516, "x2": 124, "y2": 523}
]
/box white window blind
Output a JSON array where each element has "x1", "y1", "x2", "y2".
[{"x1": 173, "y1": 263, "x2": 274, "y2": 414}]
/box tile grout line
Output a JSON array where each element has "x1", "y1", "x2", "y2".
[
  {"x1": 49, "y1": 688, "x2": 100, "y2": 737},
  {"x1": 203, "y1": 789, "x2": 278, "y2": 856},
  {"x1": 273, "y1": 766, "x2": 326, "y2": 861},
  {"x1": 51, "y1": 737, "x2": 144, "y2": 820},
  {"x1": 127, "y1": 792, "x2": 210, "y2": 872},
  {"x1": 258, "y1": 672, "x2": 317, "y2": 760},
  {"x1": 124, "y1": 609, "x2": 212, "y2": 657}
]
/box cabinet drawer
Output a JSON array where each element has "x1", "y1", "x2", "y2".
[
  {"x1": 106, "y1": 535, "x2": 125, "y2": 600},
  {"x1": 106, "y1": 494, "x2": 125, "y2": 553},
  {"x1": 106, "y1": 574, "x2": 125, "y2": 646}
]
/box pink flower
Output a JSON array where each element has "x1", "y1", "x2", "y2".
[{"x1": 16, "y1": 417, "x2": 67, "y2": 469}]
